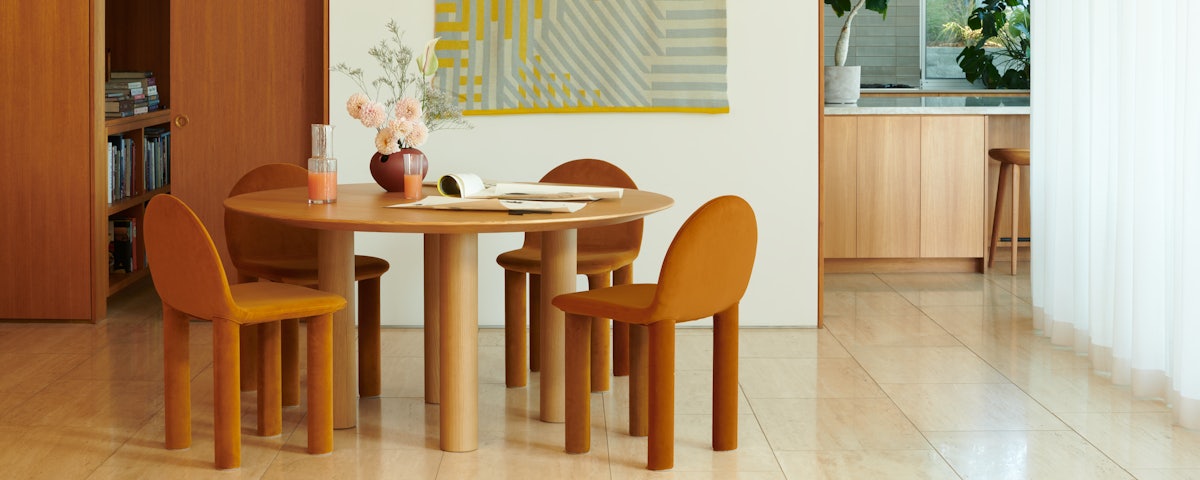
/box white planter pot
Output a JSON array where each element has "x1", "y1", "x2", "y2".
[{"x1": 824, "y1": 65, "x2": 861, "y2": 104}]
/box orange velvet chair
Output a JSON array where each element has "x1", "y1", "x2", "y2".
[
  {"x1": 497, "y1": 159, "x2": 643, "y2": 390},
  {"x1": 225, "y1": 163, "x2": 390, "y2": 399},
  {"x1": 553, "y1": 195, "x2": 758, "y2": 470},
  {"x1": 144, "y1": 194, "x2": 345, "y2": 470}
]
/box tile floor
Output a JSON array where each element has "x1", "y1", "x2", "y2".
[{"x1": 2, "y1": 262, "x2": 1199, "y2": 479}]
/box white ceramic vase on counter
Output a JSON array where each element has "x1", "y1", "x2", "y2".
[{"x1": 824, "y1": 65, "x2": 860, "y2": 104}]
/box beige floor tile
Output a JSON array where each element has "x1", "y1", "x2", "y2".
[
  {"x1": 0, "y1": 352, "x2": 90, "y2": 394},
  {"x1": 775, "y1": 450, "x2": 959, "y2": 480},
  {"x1": 377, "y1": 356, "x2": 427, "y2": 398},
  {"x1": 843, "y1": 291, "x2": 925, "y2": 318},
  {"x1": 739, "y1": 328, "x2": 851, "y2": 359},
  {"x1": 738, "y1": 358, "x2": 884, "y2": 399},
  {"x1": 823, "y1": 314, "x2": 961, "y2": 347},
  {"x1": 261, "y1": 447, "x2": 443, "y2": 480},
  {"x1": 926, "y1": 430, "x2": 1134, "y2": 479},
  {"x1": 850, "y1": 345, "x2": 1009, "y2": 384},
  {"x1": 879, "y1": 272, "x2": 1028, "y2": 308},
  {"x1": 1126, "y1": 468, "x2": 1200, "y2": 479},
  {"x1": 919, "y1": 304, "x2": 1036, "y2": 349},
  {"x1": 823, "y1": 273, "x2": 893, "y2": 292},
  {"x1": 750, "y1": 397, "x2": 928, "y2": 451},
  {"x1": 599, "y1": 373, "x2": 752, "y2": 432},
  {"x1": 1, "y1": 378, "x2": 163, "y2": 433},
  {"x1": 1012, "y1": 367, "x2": 1169, "y2": 415},
  {"x1": 1057, "y1": 412, "x2": 1200, "y2": 470},
  {"x1": 0, "y1": 425, "x2": 129, "y2": 480},
  {"x1": 377, "y1": 327, "x2": 425, "y2": 357},
  {"x1": 883, "y1": 383, "x2": 1068, "y2": 431}
]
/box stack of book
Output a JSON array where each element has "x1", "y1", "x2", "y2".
[
  {"x1": 105, "y1": 71, "x2": 161, "y2": 118},
  {"x1": 107, "y1": 134, "x2": 135, "y2": 203}
]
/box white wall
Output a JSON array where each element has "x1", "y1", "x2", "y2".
[{"x1": 330, "y1": 1, "x2": 818, "y2": 327}]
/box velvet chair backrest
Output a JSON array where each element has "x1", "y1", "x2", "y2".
[
  {"x1": 224, "y1": 163, "x2": 319, "y2": 266},
  {"x1": 650, "y1": 195, "x2": 757, "y2": 322},
  {"x1": 522, "y1": 158, "x2": 643, "y2": 251},
  {"x1": 144, "y1": 194, "x2": 239, "y2": 321}
]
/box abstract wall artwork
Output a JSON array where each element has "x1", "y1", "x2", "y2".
[{"x1": 433, "y1": 0, "x2": 728, "y2": 115}]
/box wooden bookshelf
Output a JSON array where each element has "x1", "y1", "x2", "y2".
[{"x1": 106, "y1": 109, "x2": 171, "y2": 135}]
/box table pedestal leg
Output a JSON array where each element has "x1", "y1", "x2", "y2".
[
  {"x1": 318, "y1": 230, "x2": 357, "y2": 429},
  {"x1": 424, "y1": 234, "x2": 440, "y2": 405},
  {"x1": 439, "y1": 232, "x2": 478, "y2": 451},
  {"x1": 539, "y1": 229, "x2": 577, "y2": 423}
]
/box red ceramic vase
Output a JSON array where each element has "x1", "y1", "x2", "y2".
[{"x1": 369, "y1": 147, "x2": 429, "y2": 193}]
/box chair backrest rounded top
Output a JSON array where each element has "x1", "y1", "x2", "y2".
[
  {"x1": 651, "y1": 195, "x2": 757, "y2": 322},
  {"x1": 225, "y1": 163, "x2": 319, "y2": 265},
  {"x1": 145, "y1": 194, "x2": 239, "y2": 321},
  {"x1": 523, "y1": 158, "x2": 644, "y2": 251}
]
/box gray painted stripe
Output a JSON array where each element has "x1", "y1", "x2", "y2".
[
  {"x1": 651, "y1": 82, "x2": 728, "y2": 92},
  {"x1": 666, "y1": 28, "x2": 727, "y2": 38},
  {"x1": 665, "y1": 9, "x2": 724, "y2": 20},
  {"x1": 651, "y1": 98, "x2": 728, "y2": 108},
  {"x1": 651, "y1": 64, "x2": 727, "y2": 74},
  {"x1": 665, "y1": 46, "x2": 727, "y2": 56}
]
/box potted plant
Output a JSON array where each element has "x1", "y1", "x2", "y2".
[
  {"x1": 955, "y1": 0, "x2": 1030, "y2": 89},
  {"x1": 824, "y1": 0, "x2": 889, "y2": 104}
]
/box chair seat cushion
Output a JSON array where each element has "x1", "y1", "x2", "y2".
[
  {"x1": 236, "y1": 255, "x2": 390, "y2": 285},
  {"x1": 496, "y1": 247, "x2": 638, "y2": 275},
  {"x1": 551, "y1": 283, "x2": 660, "y2": 325},
  {"x1": 226, "y1": 281, "x2": 347, "y2": 325}
]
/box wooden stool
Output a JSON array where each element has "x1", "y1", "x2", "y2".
[{"x1": 988, "y1": 148, "x2": 1030, "y2": 275}]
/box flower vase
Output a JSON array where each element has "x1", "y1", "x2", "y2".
[{"x1": 370, "y1": 147, "x2": 428, "y2": 193}]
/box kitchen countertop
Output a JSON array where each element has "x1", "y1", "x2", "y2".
[{"x1": 825, "y1": 96, "x2": 1031, "y2": 115}]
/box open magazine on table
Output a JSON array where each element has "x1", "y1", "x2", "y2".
[{"x1": 386, "y1": 173, "x2": 622, "y2": 213}]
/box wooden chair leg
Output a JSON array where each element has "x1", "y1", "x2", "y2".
[
  {"x1": 359, "y1": 277, "x2": 382, "y2": 397},
  {"x1": 162, "y1": 304, "x2": 191, "y2": 450},
  {"x1": 239, "y1": 324, "x2": 259, "y2": 392},
  {"x1": 307, "y1": 314, "x2": 334, "y2": 455},
  {"x1": 281, "y1": 318, "x2": 300, "y2": 407},
  {"x1": 628, "y1": 323, "x2": 649, "y2": 437},
  {"x1": 647, "y1": 320, "x2": 675, "y2": 471},
  {"x1": 713, "y1": 305, "x2": 739, "y2": 451},
  {"x1": 612, "y1": 265, "x2": 633, "y2": 376},
  {"x1": 504, "y1": 269, "x2": 527, "y2": 387},
  {"x1": 989, "y1": 162, "x2": 1012, "y2": 269},
  {"x1": 257, "y1": 321, "x2": 282, "y2": 437},
  {"x1": 586, "y1": 273, "x2": 612, "y2": 392},
  {"x1": 529, "y1": 273, "x2": 541, "y2": 372},
  {"x1": 565, "y1": 312, "x2": 592, "y2": 453},
  {"x1": 213, "y1": 319, "x2": 242, "y2": 469},
  {"x1": 1010, "y1": 165, "x2": 1021, "y2": 275}
]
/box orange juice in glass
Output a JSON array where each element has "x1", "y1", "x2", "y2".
[
  {"x1": 308, "y1": 124, "x2": 337, "y2": 204},
  {"x1": 402, "y1": 152, "x2": 424, "y2": 199}
]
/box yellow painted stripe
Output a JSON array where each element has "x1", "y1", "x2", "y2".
[
  {"x1": 504, "y1": 1, "x2": 512, "y2": 40},
  {"x1": 491, "y1": 0, "x2": 498, "y2": 21},
  {"x1": 534, "y1": 0, "x2": 542, "y2": 19},
  {"x1": 438, "y1": 58, "x2": 455, "y2": 68},
  {"x1": 435, "y1": 2, "x2": 458, "y2": 13},
  {"x1": 459, "y1": 76, "x2": 468, "y2": 86},
  {"x1": 474, "y1": 76, "x2": 483, "y2": 85},
  {"x1": 436, "y1": 22, "x2": 468, "y2": 32},
  {"x1": 519, "y1": 0, "x2": 527, "y2": 62},
  {"x1": 474, "y1": 93, "x2": 482, "y2": 102},
  {"x1": 463, "y1": 106, "x2": 731, "y2": 115},
  {"x1": 440, "y1": 40, "x2": 470, "y2": 50},
  {"x1": 476, "y1": 0, "x2": 484, "y2": 41},
  {"x1": 461, "y1": 58, "x2": 469, "y2": 67},
  {"x1": 462, "y1": 0, "x2": 471, "y2": 41}
]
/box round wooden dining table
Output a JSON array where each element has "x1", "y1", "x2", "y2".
[{"x1": 224, "y1": 183, "x2": 673, "y2": 452}]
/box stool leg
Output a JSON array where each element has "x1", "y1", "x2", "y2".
[
  {"x1": 257, "y1": 321, "x2": 282, "y2": 437},
  {"x1": 281, "y1": 318, "x2": 300, "y2": 407},
  {"x1": 989, "y1": 163, "x2": 1012, "y2": 269},
  {"x1": 504, "y1": 269, "x2": 527, "y2": 387},
  {"x1": 713, "y1": 305, "x2": 739, "y2": 451},
  {"x1": 213, "y1": 319, "x2": 242, "y2": 469},
  {"x1": 586, "y1": 273, "x2": 612, "y2": 392},
  {"x1": 612, "y1": 265, "x2": 633, "y2": 377},
  {"x1": 529, "y1": 274, "x2": 541, "y2": 372},
  {"x1": 239, "y1": 324, "x2": 259, "y2": 392},
  {"x1": 308, "y1": 313, "x2": 334, "y2": 455},
  {"x1": 359, "y1": 277, "x2": 382, "y2": 397},
  {"x1": 565, "y1": 312, "x2": 592, "y2": 454},
  {"x1": 163, "y1": 304, "x2": 191, "y2": 450},
  {"x1": 1010, "y1": 165, "x2": 1021, "y2": 275},
  {"x1": 424, "y1": 233, "x2": 441, "y2": 405},
  {"x1": 647, "y1": 320, "x2": 675, "y2": 471}
]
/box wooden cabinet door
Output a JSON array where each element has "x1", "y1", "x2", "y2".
[
  {"x1": 857, "y1": 116, "x2": 921, "y2": 258},
  {"x1": 920, "y1": 116, "x2": 986, "y2": 258},
  {"x1": 823, "y1": 116, "x2": 858, "y2": 258},
  {"x1": 0, "y1": 2, "x2": 95, "y2": 320},
  {"x1": 171, "y1": 0, "x2": 327, "y2": 274}
]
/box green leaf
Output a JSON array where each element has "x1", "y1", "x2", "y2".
[
  {"x1": 825, "y1": 0, "x2": 852, "y2": 17},
  {"x1": 864, "y1": 0, "x2": 888, "y2": 19}
]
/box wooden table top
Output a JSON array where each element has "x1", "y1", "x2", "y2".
[{"x1": 224, "y1": 183, "x2": 674, "y2": 234}]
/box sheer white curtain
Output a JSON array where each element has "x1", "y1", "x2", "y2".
[{"x1": 1031, "y1": 0, "x2": 1200, "y2": 428}]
